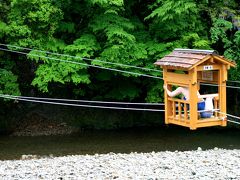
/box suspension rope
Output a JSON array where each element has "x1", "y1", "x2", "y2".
[
  {"x1": 0, "y1": 43, "x2": 162, "y2": 73},
  {"x1": 2, "y1": 47, "x2": 240, "y2": 89},
  {"x1": 0, "y1": 47, "x2": 163, "y2": 80},
  {"x1": 227, "y1": 80, "x2": 240, "y2": 84},
  {"x1": 0, "y1": 94, "x2": 164, "y2": 106},
  {"x1": 214, "y1": 111, "x2": 240, "y2": 125},
  {"x1": 3, "y1": 43, "x2": 240, "y2": 85},
  {"x1": 5, "y1": 43, "x2": 240, "y2": 85},
  {"x1": 218, "y1": 111, "x2": 240, "y2": 120},
  {"x1": 226, "y1": 119, "x2": 240, "y2": 125},
  {"x1": 1, "y1": 95, "x2": 240, "y2": 125},
  {"x1": 200, "y1": 83, "x2": 240, "y2": 90},
  {"x1": 0, "y1": 95, "x2": 165, "y2": 112},
  {"x1": 2, "y1": 46, "x2": 240, "y2": 90}
]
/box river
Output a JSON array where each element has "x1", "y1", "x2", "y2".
[{"x1": 0, "y1": 126, "x2": 240, "y2": 160}]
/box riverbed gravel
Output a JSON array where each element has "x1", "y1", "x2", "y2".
[{"x1": 0, "y1": 149, "x2": 239, "y2": 179}]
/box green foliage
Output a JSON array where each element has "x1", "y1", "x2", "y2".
[
  {"x1": 145, "y1": 80, "x2": 164, "y2": 103},
  {"x1": 206, "y1": 0, "x2": 240, "y2": 81},
  {"x1": 0, "y1": 22, "x2": 8, "y2": 38},
  {"x1": 0, "y1": 68, "x2": 20, "y2": 96},
  {"x1": 0, "y1": 0, "x2": 239, "y2": 108},
  {"x1": 105, "y1": 80, "x2": 140, "y2": 100},
  {"x1": 146, "y1": 0, "x2": 204, "y2": 41},
  {"x1": 28, "y1": 34, "x2": 100, "y2": 92},
  {"x1": 181, "y1": 33, "x2": 210, "y2": 49},
  {"x1": 57, "y1": 22, "x2": 75, "y2": 33},
  {"x1": 210, "y1": 18, "x2": 233, "y2": 48},
  {"x1": 90, "y1": 0, "x2": 123, "y2": 7},
  {"x1": 223, "y1": 31, "x2": 240, "y2": 81},
  {"x1": 31, "y1": 62, "x2": 90, "y2": 92},
  {"x1": 64, "y1": 34, "x2": 100, "y2": 58},
  {"x1": 6, "y1": 0, "x2": 63, "y2": 47}
]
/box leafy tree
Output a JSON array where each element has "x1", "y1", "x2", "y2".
[{"x1": 0, "y1": 0, "x2": 239, "y2": 104}]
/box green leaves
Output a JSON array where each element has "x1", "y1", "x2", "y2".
[
  {"x1": 0, "y1": 68, "x2": 20, "y2": 96},
  {"x1": 104, "y1": 79, "x2": 141, "y2": 100},
  {"x1": 90, "y1": 0, "x2": 123, "y2": 7},
  {"x1": 0, "y1": 21, "x2": 8, "y2": 38},
  {"x1": 146, "y1": 0, "x2": 197, "y2": 21},
  {"x1": 29, "y1": 34, "x2": 100, "y2": 92},
  {"x1": 181, "y1": 33, "x2": 210, "y2": 49},
  {"x1": 32, "y1": 62, "x2": 90, "y2": 92},
  {"x1": 64, "y1": 34, "x2": 100, "y2": 58},
  {"x1": 7, "y1": 0, "x2": 63, "y2": 47},
  {"x1": 1, "y1": 0, "x2": 239, "y2": 104},
  {"x1": 146, "y1": 0, "x2": 203, "y2": 41},
  {"x1": 210, "y1": 18, "x2": 233, "y2": 48}
]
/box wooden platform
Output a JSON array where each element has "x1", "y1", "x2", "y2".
[{"x1": 167, "y1": 115, "x2": 226, "y2": 129}]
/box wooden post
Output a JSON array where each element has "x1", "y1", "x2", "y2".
[
  {"x1": 219, "y1": 65, "x2": 227, "y2": 126},
  {"x1": 163, "y1": 68, "x2": 170, "y2": 124},
  {"x1": 189, "y1": 68, "x2": 198, "y2": 130}
]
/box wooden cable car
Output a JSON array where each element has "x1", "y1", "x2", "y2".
[{"x1": 154, "y1": 49, "x2": 236, "y2": 130}]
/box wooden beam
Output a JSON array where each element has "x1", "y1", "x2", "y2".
[
  {"x1": 163, "y1": 68, "x2": 170, "y2": 124},
  {"x1": 165, "y1": 72, "x2": 190, "y2": 86},
  {"x1": 196, "y1": 120, "x2": 223, "y2": 128},
  {"x1": 213, "y1": 56, "x2": 236, "y2": 67},
  {"x1": 218, "y1": 65, "x2": 227, "y2": 127},
  {"x1": 168, "y1": 119, "x2": 190, "y2": 127},
  {"x1": 189, "y1": 69, "x2": 198, "y2": 130}
]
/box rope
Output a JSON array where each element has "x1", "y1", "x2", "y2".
[
  {"x1": 227, "y1": 119, "x2": 240, "y2": 125},
  {"x1": 217, "y1": 111, "x2": 240, "y2": 125},
  {"x1": 0, "y1": 47, "x2": 163, "y2": 80},
  {"x1": 0, "y1": 95, "x2": 165, "y2": 112},
  {"x1": 1, "y1": 44, "x2": 240, "y2": 123},
  {"x1": 218, "y1": 111, "x2": 240, "y2": 120},
  {"x1": 0, "y1": 94, "x2": 164, "y2": 106},
  {"x1": 200, "y1": 83, "x2": 240, "y2": 90},
  {"x1": 1, "y1": 95, "x2": 240, "y2": 125},
  {"x1": 2, "y1": 46, "x2": 240, "y2": 90},
  {"x1": 227, "y1": 80, "x2": 240, "y2": 84},
  {"x1": 2, "y1": 47, "x2": 240, "y2": 89},
  {"x1": 0, "y1": 43, "x2": 162, "y2": 73}
]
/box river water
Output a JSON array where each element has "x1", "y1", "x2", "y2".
[{"x1": 0, "y1": 126, "x2": 240, "y2": 160}]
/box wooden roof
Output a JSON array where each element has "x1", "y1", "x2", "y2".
[{"x1": 154, "y1": 49, "x2": 236, "y2": 70}]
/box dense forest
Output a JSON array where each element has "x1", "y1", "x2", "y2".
[{"x1": 0, "y1": 0, "x2": 239, "y2": 130}]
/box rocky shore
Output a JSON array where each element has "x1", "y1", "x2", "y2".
[{"x1": 0, "y1": 149, "x2": 239, "y2": 179}]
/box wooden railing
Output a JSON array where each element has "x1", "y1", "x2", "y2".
[
  {"x1": 168, "y1": 94, "x2": 220, "y2": 124},
  {"x1": 168, "y1": 97, "x2": 190, "y2": 124}
]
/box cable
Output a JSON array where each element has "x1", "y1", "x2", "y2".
[
  {"x1": 0, "y1": 94, "x2": 164, "y2": 106},
  {"x1": 227, "y1": 119, "x2": 240, "y2": 125},
  {"x1": 0, "y1": 43, "x2": 162, "y2": 73},
  {"x1": 227, "y1": 80, "x2": 240, "y2": 84},
  {"x1": 217, "y1": 111, "x2": 240, "y2": 125},
  {"x1": 2, "y1": 46, "x2": 240, "y2": 90},
  {"x1": 0, "y1": 95, "x2": 165, "y2": 112},
  {"x1": 200, "y1": 83, "x2": 240, "y2": 90},
  {"x1": 2, "y1": 95, "x2": 240, "y2": 125},
  {"x1": 218, "y1": 111, "x2": 240, "y2": 120},
  {"x1": 0, "y1": 47, "x2": 163, "y2": 80},
  {"x1": 2, "y1": 47, "x2": 240, "y2": 90}
]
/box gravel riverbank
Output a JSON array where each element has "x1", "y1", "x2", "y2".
[{"x1": 0, "y1": 149, "x2": 240, "y2": 179}]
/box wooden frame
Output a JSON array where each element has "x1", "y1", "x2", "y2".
[{"x1": 156, "y1": 49, "x2": 236, "y2": 130}]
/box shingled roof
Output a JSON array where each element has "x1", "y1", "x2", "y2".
[{"x1": 154, "y1": 48, "x2": 235, "y2": 70}]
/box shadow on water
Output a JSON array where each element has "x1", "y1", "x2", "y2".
[{"x1": 0, "y1": 125, "x2": 240, "y2": 160}]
